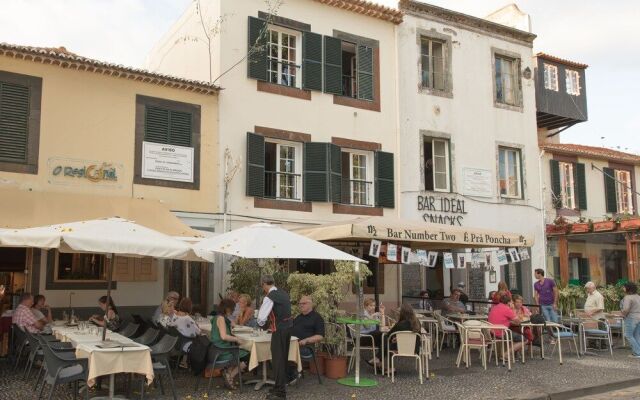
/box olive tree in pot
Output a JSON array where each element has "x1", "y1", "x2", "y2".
[
  {"x1": 287, "y1": 261, "x2": 371, "y2": 379},
  {"x1": 227, "y1": 258, "x2": 289, "y2": 307}
]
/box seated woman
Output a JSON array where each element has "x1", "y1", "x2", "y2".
[
  {"x1": 89, "y1": 296, "x2": 121, "y2": 331},
  {"x1": 511, "y1": 295, "x2": 533, "y2": 343},
  {"x1": 234, "y1": 294, "x2": 256, "y2": 327},
  {"x1": 158, "y1": 299, "x2": 178, "y2": 327},
  {"x1": 377, "y1": 304, "x2": 421, "y2": 370},
  {"x1": 210, "y1": 298, "x2": 249, "y2": 390},
  {"x1": 31, "y1": 295, "x2": 53, "y2": 325},
  {"x1": 488, "y1": 294, "x2": 525, "y2": 353},
  {"x1": 172, "y1": 298, "x2": 201, "y2": 351},
  {"x1": 491, "y1": 281, "x2": 512, "y2": 304}
]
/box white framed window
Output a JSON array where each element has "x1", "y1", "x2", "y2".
[
  {"x1": 423, "y1": 137, "x2": 450, "y2": 192},
  {"x1": 420, "y1": 37, "x2": 446, "y2": 91},
  {"x1": 267, "y1": 26, "x2": 301, "y2": 88},
  {"x1": 498, "y1": 147, "x2": 522, "y2": 198},
  {"x1": 341, "y1": 150, "x2": 374, "y2": 206},
  {"x1": 264, "y1": 139, "x2": 302, "y2": 201},
  {"x1": 495, "y1": 55, "x2": 520, "y2": 106},
  {"x1": 615, "y1": 169, "x2": 633, "y2": 213},
  {"x1": 543, "y1": 63, "x2": 558, "y2": 91},
  {"x1": 559, "y1": 162, "x2": 575, "y2": 209},
  {"x1": 566, "y1": 69, "x2": 581, "y2": 96}
]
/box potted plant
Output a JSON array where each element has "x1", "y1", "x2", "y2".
[
  {"x1": 287, "y1": 261, "x2": 371, "y2": 380},
  {"x1": 570, "y1": 217, "x2": 590, "y2": 234},
  {"x1": 619, "y1": 212, "x2": 640, "y2": 230},
  {"x1": 557, "y1": 281, "x2": 585, "y2": 315},
  {"x1": 593, "y1": 216, "x2": 618, "y2": 232},
  {"x1": 547, "y1": 216, "x2": 570, "y2": 235}
]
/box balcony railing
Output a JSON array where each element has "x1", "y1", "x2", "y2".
[
  {"x1": 341, "y1": 179, "x2": 373, "y2": 206},
  {"x1": 264, "y1": 171, "x2": 301, "y2": 201}
]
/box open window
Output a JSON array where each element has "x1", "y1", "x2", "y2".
[
  {"x1": 264, "y1": 140, "x2": 302, "y2": 201},
  {"x1": 341, "y1": 150, "x2": 373, "y2": 206},
  {"x1": 341, "y1": 41, "x2": 357, "y2": 98},
  {"x1": 267, "y1": 26, "x2": 302, "y2": 88},
  {"x1": 498, "y1": 147, "x2": 522, "y2": 199},
  {"x1": 423, "y1": 137, "x2": 450, "y2": 192}
]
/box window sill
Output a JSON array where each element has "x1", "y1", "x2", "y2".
[
  {"x1": 333, "y1": 203, "x2": 383, "y2": 216},
  {"x1": 418, "y1": 87, "x2": 453, "y2": 99},
  {"x1": 499, "y1": 196, "x2": 527, "y2": 206},
  {"x1": 254, "y1": 197, "x2": 312, "y2": 212},
  {"x1": 257, "y1": 81, "x2": 311, "y2": 100},
  {"x1": 333, "y1": 95, "x2": 380, "y2": 112},
  {"x1": 0, "y1": 160, "x2": 38, "y2": 174},
  {"x1": 494, "y1": 101, "x2": 523, "y2": 113}
]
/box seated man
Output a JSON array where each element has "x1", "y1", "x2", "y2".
[
  {"x1": 442, "y1": 289, "x2": 466, "y2": 315},
  {"x1": 153, "y1": 291, "x2": 179, "y2": 324},
  {"x1": 488, "y1": 294, "x2": 525, "y2": 353},
  {"x1": 13, "y1": 293, "x2": 44, "y2": 333},
  {"x1": 288, "y1": 296, "x2": 324, "y2": 384},
  {"x1": 583, "y1": 281, "x2": 605, "y2": 320}
]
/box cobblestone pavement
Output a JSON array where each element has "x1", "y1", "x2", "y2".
[
  {"x1": 575, "y1": 385, "x2": 640, "y2": 399},
  {"x1": 3, "y1": 344, "x2": 640, "y2": 400}
]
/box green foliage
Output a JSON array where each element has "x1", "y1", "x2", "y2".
[
  {"x1": 227, "y1": 258, "x2": 290, "y2": 298},
  {"x1": 287, "y1": 261, "x2": 371, "y2": 358},
  {"x1": 557, "y1": 283, "x2": 585, "y2": 315},
  {"x1": 601, "y1": 284, "x2": 625, "y2": 312}
]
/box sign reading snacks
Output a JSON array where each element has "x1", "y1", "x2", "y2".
[
  {"x1": 417, "y1": 195, "x2": 467, "y2": 226},
  {"x1": 141, "y1": 141, "x2": 194, "y2": 183},
  {"x1": 48, "y1": 158, "x2": 121, "y2": 187}
]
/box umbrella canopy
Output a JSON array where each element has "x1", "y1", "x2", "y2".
[
  {"x1": 193, "y1": 223, "x2": 364, "y2": 262},
  {"x1": 0, "y1": 217, "x2": 194, "y2": 259}
]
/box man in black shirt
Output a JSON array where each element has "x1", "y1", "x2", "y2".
[{"x1": 288, "y1": 295, "x2": 324, "y2": 384}]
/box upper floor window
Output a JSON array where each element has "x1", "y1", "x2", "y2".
[
  {"x1": 559, "y1": 162, "x2": 575, "y2": 209},
  {"x1": 423, "y1": 137, "x2": 450, "y2": 192},
  {"x1": 267, "y1": 26, "x2": 301, "y2": 88},
  {"x1": 566, "y1": 69, "x2": 581, "y2": 96},
  {"x1": 543, "y1": 63, "x2": 558, "y2": 91},
  {"x1": 420, "y1": 37, "x2": 446, "y2": 92},
  {"x1": 494, "y1": 54, "x2": 522, "y2": 107},
  {"x1": 498, "y1": 147, "x2": 522, "y2": 198},
  {"x1": 615, "y1": 170, "x2": 633, "y2": 214},
  {"x1": 341, "y1": 150, "x2": 373, "y2": 206},
  {"x1": 264, "y1": 140, "x2": 302, "y2": 201}
]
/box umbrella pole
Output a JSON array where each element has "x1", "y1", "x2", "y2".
[
  {"x1": 185, "y1": 261, "x2": 190, "y2": 298},
  {"x1": 102, "y1": 253, "x2": 115, "y2": 342}
]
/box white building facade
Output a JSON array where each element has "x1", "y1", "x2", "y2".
[{"x1": 396, "y1": 1, "x2": 544, "y2": 302}]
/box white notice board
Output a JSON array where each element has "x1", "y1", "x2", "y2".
[{"x1": 141, "y1": 141, "x2": 194, "y2": 183}]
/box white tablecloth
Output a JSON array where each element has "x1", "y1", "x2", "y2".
[
  {"x1": 235, "y1": 332, "x2": 302, "y2": 372},
  {"x1": 51, "y1": 325, "x2": 154, "y2": 386}
]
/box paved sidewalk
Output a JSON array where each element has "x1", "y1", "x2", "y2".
[
  {"x1": 575, "y1": 385, "x2": 640, "y2": 399},
  {"x1": 3, "y1": 345, "x2": 640, "y2": 399}
]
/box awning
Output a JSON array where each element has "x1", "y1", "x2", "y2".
[
  {"x1": 0, "y1": 187, "x2": 200, "y2": 238},
  {"x1": 293, "y1": 216, "x2": 534, "y2": 248}
]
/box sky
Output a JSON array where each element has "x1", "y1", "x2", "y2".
[{"x1": 1, "y1": 0, "x2": 639, "y2": 153}]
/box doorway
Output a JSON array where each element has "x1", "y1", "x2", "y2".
[{"x1": 167, "y1": 260, "x2": 209, "y2": 315}]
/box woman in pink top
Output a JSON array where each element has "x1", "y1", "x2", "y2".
[{"x1": 487, "y1": 293, "x2": 525, "y2": 353}]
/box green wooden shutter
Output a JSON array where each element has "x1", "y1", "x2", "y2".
[
  {"x1": 375, "y1": 151, "x2": 394, "y2": 208},
  {"x1": 144, "y1": 106, "x2": 169, "y2": 144},
  {"x1": 168, "y1": 110, "x2": 192, "y2": 147},
  {"x1": 302, "y1": 31, "x2": 323, "y2": 91},
  {"x1": 603, "y1": 167, "x2": 618, "y2": 213},
  {"x1": 304, "y1": 142, "x2": 329, "y2": 202},
  {"x1": 246, "y1": 132, "x2": 265, "y2": 197},
  {"x1": 0, "y1": 82, "x2": 30, "y2": 163},
  {"x1": 549, "y1": 159, "x2": 561, "y2": 208},
  {"x1": 329, "y1": 143, "x2": 342, "y2": 203},
  {"x1": 247, "y1": 16, "x2": 268, "y2": 81},
  {"x1": 576, "y1": 163, "x2": 587, "y2": 210},
  {"x1": 323, "y1": 36, "x2": 342, "y2": 95},
  {"x1": 357, "y1": 44, "x2": 374, "y2": 101}
]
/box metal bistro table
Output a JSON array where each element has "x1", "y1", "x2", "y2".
[
  {"x1": 519, "y1": 321, "x2": 568, "y2": 364},
  {"x1": 337, "y1": 317, "x2": 379, "y2": 387},
  {"x1": 448, "y1": 313, "x2": 488, "y2": 323},
  {"x1": 418, "y1": 316, "x2": 439, "y2": 359},
  {"x1": 560, "y1": 316, "x2": 602, "y2": 356}
]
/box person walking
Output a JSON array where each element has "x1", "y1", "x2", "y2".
[
  {"x1": 620, "y1": 282, "x2": 640, "y2": 358},
  {"x1": 257, "y1": 275, "x2": 293, "y2": 400}
]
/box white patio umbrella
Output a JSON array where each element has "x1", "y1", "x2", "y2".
[
  {"x1": 0, "y1": 217, "x2": 196, "y2": 340},
  {"x1": 192, "y1": 222, "x2": 364, "y2": 262}
]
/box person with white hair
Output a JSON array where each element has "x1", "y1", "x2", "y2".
[{"x1": 583, "y1": 281, "x2": 604, "y2": 320}]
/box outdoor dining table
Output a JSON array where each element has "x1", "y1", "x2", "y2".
[
  {"x1": 235, "y1": 331, "x2": 302, "y2": 390},
  {"x1": 418, "y1": 316, "x2": 439, "y2": 359},
  {"x1": 51, "y1": 323, "x2": 154, "y2": 400},
  {"x1": 472, "y1": 322, "x2": 515, "y2": 371},
  {"x1": 447, "y1": 313, "x2": 488, "y2": 322},
  {"x1": 519, "y1": 321, "x2": 567, "y2": 364}
]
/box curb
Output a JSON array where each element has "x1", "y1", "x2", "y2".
[{"x1": 514, "y1": 377, "x2": 640, "y2": 400}]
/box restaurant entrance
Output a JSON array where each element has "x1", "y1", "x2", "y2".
[
  {"x1": 167, "y1": 260, "x2": 209, "y2": 315},
  {"x1": 0, "y1": 248, "x2": 28, "y2": 311}
]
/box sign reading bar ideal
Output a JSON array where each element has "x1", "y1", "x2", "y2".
[
  {"x1": 417, "y1": 195, "x2": 467, "y2": 226},
  {"x1": 141, "y1": 141, "x2": 194, "y2": 183}
]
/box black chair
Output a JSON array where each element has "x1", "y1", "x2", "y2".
[
  {"x1": 300, "y1": 346, "x2": 322, "y2": 384},
  {"x1": 140, "y1": 334, "x2": 179, "y2": 400},
  {"x1": 194, "y1": 339, "x2": 243, "y2": 396},
  {"x1": 165, "y1": 326, "x2": 193, "y2": 370},
  {"x1": 33, "y1": 335, "x2": 75, "y2": 393},
  {"x1": 133, "y1": 327, "x2": 160, "y2": 346},
  {"x1": 118, "y1": 322, "x2": 140, "y2": 338},
  {"x1": 38, "y1": 341, "x2": 89, "y2": 400},
  {"x1": 13, "y1": 324, "x2": 29, "y2": 368}
]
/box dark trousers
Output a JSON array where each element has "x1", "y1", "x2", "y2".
[{"x1": 271, "y1": 326, "x2": 292, "y2": 398}]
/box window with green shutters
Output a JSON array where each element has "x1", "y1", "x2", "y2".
[
  {"x1": 247, "y1": 16, "x2": 268, "y2": 81},
  {"x1": 0, "y1": 81, "x2": 30, "y2": 163},
  {"x1": 302, "y1": 31, "x2": 322, "y2": 91},
  {"x1": 603, "y1": 167, "x2": 618, "y2": 214},
  {"x1": 144, "y1": 106, "x2": 192, "y2": 147},
  {"x1": 375, "y1": 151, "x2": 395, "y2": 208},
  {"x1": 246, "y1": 132, "x2": 265, "y2": 197},
  {"x1": 550, "y1": 160, "x2": 587, "y2": 210}
]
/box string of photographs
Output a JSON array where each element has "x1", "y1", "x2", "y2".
[{"x1": 368, "y1": 239, "x2": 530, "y2": 270}]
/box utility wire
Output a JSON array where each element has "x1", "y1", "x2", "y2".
[{"x1": 590, "y1": 163, "x2": 640, "y2": 198}]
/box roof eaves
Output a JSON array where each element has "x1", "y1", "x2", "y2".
[
  {"x1": 312, "y1": 0, "x2": 403, "y2": 24},
  {"x1": 536, "y1": 52, "x2": 588, "y2": 69}
]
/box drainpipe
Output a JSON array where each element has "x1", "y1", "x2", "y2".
[{"x1": 538, "y1": 149, "x2": 548, "y2": 274}]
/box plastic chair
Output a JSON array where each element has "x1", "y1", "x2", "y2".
[
  {"x1": 549, "y1": 325, "x2": 580, "y2": 362},
  {"x1": 140, "y1": 334, "x2": 179, "y2": 400},
  {"x1": 456, "y1": 321, "x2": 488, "y2": 370},
  {"x1": 118, "y1": 322, "x2": 140, "y2": 338},
  {"x1": 346, "y1": 324, "x2": 377, "y2": 375},
  {"x1": 37, "y1": 341, "x2": 89, "y2": 400},
  {"x1": 583, "y1": 319, "x2": 613, "y2": 356},
  {"x1": 13, "y1": 324, "x2": 29, "y2": 368},
  {"x1": 388, "y1": 331, "x2": 423, "y2": 384},
  {"x1": 133, "y1": 327, "x2": 160, "y2": 346},
  {"x1": 419, "y1": 328, "x2": 431, "y2": 378},
  {"x1": 33, "y1": 335, "x2": 75, "y2": 392},
  {"x1": 434, "y1": 312, "x2": 457, "y2": 351},
  {"x1": 194, "y1": 338, "x2": 244, "y2": 396}
]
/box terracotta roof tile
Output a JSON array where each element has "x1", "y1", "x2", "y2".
[
  {"x1": 536, "y1": 52, "x2": 588, "y2": 69},
  {"x1": 541, "y1": 143, "x2": 640, "y2": 164},
  {"x1": 312, "y1": 0, "x2": 403, "y2": 24},
  {"x1": 0, "y1": 42, "x2": 220, "y2": 95}
]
